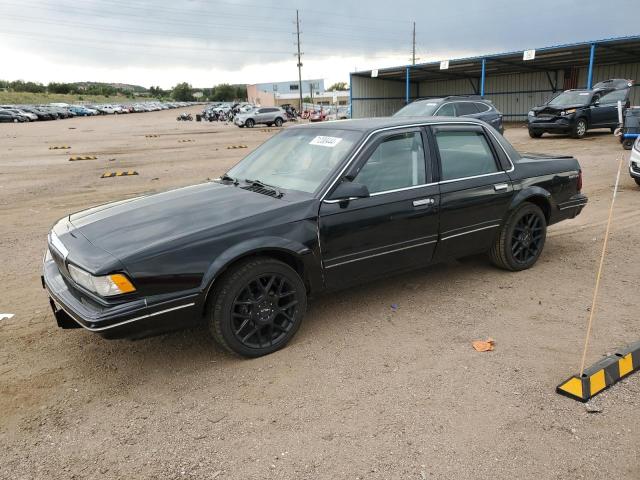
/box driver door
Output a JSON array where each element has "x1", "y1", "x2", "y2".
[{"x1": 319, "y1": 128, "x2": 440, "y2": 289}]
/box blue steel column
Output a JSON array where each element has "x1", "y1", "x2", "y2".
[
  {"x1": 406, "y1": 66, "x2": 410, "y2": 104},
  {"x1": 587, "y1": 43, "x2": 596, "y2": 89},
  {"x1": 480, "y1": 58, "x2": 486, "y2": 97},
  {"x1": 349, "y1": 72, "x2": 353, "y2": 118}
]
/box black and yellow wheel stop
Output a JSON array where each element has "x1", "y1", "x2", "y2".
[
  {"x1": 49, "y1": 145, "x2": 71, "y2": 150},
  {"x1": 145, "y1": 134, "x2": 160, "y2": 138},
  {"x1": 178, "y1": 139, "x2": 194, "y2": 143},
  {"x1": 226, "y1": 145, "x2": 248, "y2": 149},
  {"x1": 557, "y1": 341, "x2": 640, "y2": 402},
  {"x1": 69, "y1": 155, "x2": 98, "y2": 161},
  {"x1": 101, "y1": 171, "x2": 139, "y2": 178}
]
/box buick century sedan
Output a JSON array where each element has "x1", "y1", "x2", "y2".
[{"x1": 43, "y1": 117, "x2": 587, "y2": 357}]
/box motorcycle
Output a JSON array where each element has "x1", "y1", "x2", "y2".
[{"x1": 177, "y1": 113, "x2": 193, "y2": 121}]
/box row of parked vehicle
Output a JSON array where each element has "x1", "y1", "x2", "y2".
[
  {"x1": 394, "y1": 78, "x2": 635, "y2": 141},
  {"x1": 0, "y1": 101, "x2": 200, "y2": 123}
]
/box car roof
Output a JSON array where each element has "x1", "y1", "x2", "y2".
[{"x1": 290, "y1": 116, "x2": 489, "y2": 133}]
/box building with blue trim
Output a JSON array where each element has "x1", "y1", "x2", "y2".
[{"x1": 350, "y1": 36, "x2": 640, "y2": 119}]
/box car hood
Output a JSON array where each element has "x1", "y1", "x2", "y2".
[
  {"x1": 69, "y1": 182, "x2": 312, "y2": 260},
  {"x1": 532, "y1": 104, "x2": 586, "y2": 114}
]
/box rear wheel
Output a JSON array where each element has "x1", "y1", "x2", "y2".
[
  {"x1": 245, "y1": 118, "x2": 255, "y2": 128},
  {"x1": 490, "y1": 203, "x2": 547, "y2": 271},
  {"x1": 208, "y1": 257, "x2": 307, "y2": 357},
  {"x1": 571, "y1": 118, "x2": 588, "y2": 139},
  {"x1": 274, "y1": 117, "x2": 284, "y2": 127},
  {"x1": 528, "y1": 129, "x2": 542, "y2": 138},
  {"x1": 622, "y1": 139, "x2": 634, "y2": 150}
]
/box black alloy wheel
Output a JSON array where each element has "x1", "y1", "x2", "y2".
[
  {"x1": 208, "y1": 257, "x2": 307, "y2": 357},
  {"x1": 490, "y1": 203, "x2": 547, "y2": 271}
]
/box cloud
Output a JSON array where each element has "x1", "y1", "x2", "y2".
[{"x1": 1, "y1": 0, "x2": 638, "y2": 88}]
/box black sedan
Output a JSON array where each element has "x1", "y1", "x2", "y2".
[
  {"x1": 43, "y1": 117, "x2": 587, "y2": 357},
  {"x1": 0, "y1": 109, "x2": 28, "y2": 122}
]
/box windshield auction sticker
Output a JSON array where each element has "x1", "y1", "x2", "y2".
[{"x1": 309, "y1": 136, "x2": 343, "y2": 147}]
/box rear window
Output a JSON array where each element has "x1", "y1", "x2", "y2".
[
  {"x1": 455, "y1": 102, "x2": 479, "y2": 116},
  {"x1": 474, "y1": 102, "x2": 491, "y2": 113}
]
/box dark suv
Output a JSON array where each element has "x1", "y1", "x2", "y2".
[
  {"x1": 527, "y1": 79, "x2": 633, "y2": 139},
  {"x1": 394, "y1": 96, "x2": 504, "y2": 134}
]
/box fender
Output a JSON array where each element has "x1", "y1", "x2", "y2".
[
  {"x1": 200, "y1": 235, "x2": 323, "y2": 300},
  {"x1": 507, "y1": 186, "x2": 553, "y2": 222}
]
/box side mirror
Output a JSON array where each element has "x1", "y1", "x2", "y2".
[{"x1": 327, "y1": 181, "x2": 370, "y2": 201}]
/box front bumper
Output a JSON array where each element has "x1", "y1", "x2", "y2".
[
  {"x1": 630, "y1": 156, "x2": 640, "y2": 179},
  {"x1": 42, "y1": 257, "x2": 200, "y2": 339},
  {"x1": 528, "y1": 116, "x2": 573, "y2": 132},
  {"x1": 234, "y1": 118, "x2": 245, "y2": 126}
]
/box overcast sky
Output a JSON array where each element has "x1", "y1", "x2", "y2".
[{"x1": 1, "y1": 0, "x2": 638, "y2": 89}]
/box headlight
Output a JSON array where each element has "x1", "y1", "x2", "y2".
[
  {"x1": 561, "y1": 108, "x2": 576, "y2": 116},
  {"x1": 528, "y1": 110, "x2": 535, "y2": 116},
  {"x1": 68, "y1": 264, "x2": 136, "y2": 297}
]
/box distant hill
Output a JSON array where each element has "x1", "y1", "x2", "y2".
[{"x1": 74, "y1": 82, "x2": 147, "y2": 92}]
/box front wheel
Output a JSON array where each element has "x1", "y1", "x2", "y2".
[
  {"x1": 528, "y1": 129, "x2": 542, "y2": 138},
  {"x1": 274, "y1": 117, "x2": 283, "y2": 127},
  {"x1": 245, "y1": 118, "x2": 255, "y2": 128},
  {"x1": 571, "y1": 118, "x2": 587, "y2": 139},
  {"x1": 490, "y1": 203, "x2": 547, "y2": 271},
  {"x1": 208, "y1": 257, "x2": 307, "y2": 357}
]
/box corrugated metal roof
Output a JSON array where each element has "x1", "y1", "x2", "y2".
[{"x1": 352, "y1": 35, "x2": 640, "y2": 82}]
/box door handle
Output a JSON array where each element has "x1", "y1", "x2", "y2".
[
  {"x1": 494, "y1": 183, "x2": 509, "y2": 191},
  {"x1": 413, "y1": 198, "x2": 435, "y2": 207}
]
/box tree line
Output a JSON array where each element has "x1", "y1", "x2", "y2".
[{"x1": 168, "y1": 82, "x2": 247, "y2": 102}]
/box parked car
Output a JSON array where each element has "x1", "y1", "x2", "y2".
[
  {"x1": 20, "y1": 106, "x2": 56, "y2": 120},
  {"x1": 630, "y1": 136, "x2": 640, "y2": 186},
  {"x1": 309, "y1": 109, "x2": 327, "y2": 122},
  {"x1": 394, "y1": 96, "x2": 504, "y2": 134},
  {"x1": 3, "y1": 108, "x2": 37, "y2": 121},
  {"x1": 43, "y1": 117, "x2": 587, "y2": 357},
  {"x1": 69, "y1": 106, "x2": 97, "y2": 116},
  {"x1": 0, "y1": 109, "x2": 29, "y2": 122},
  {"x1": 234, "y1": 107, "x2": 286, "y2": 128},
  {"x1": 527, "y1": 78, "x2": 634, "y2": 139}
]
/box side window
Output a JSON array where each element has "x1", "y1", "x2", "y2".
[
  {"x1": 256, "y1": 109, "x2": 264, "y2": 114},
  {"x1": 435, "y1": 130, "x2": 499, "y2": 181},
  {"x1": 474, "y1": 102, "x2": 491, "y2": 113},
  {"x1": 456, "y1": 102, "x2": 479, "y2": 116},
  {"x1": 598, "y1": 89, "x2": 627, "y2": 105},
  {"x1": 355, "y1": 132, "x2": 426, "y2": 194},
  {"x1": 437, "y1": 103, "x2": 456, "y2": 116}
]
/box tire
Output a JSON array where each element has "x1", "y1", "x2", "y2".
[
  {"x1": 490, "y1": 203, "x2": 547, "y2": 271},
  {"x1": 622, "y1": 139, "x2": 634, "y2": 150},
  {"x1": 274, "y1": 117, "x2": 283, "y2": 127},
  {"x1": 245, "y1": 118, "x2": 255, "y2": 128},
  {"x1": 528, "y1": 129, "x2": 542, "y2": 138},
  {"x1": 207, "y1": 257, "x2": 307, "y2": 358},
  {"x1": 571, "y1": 118, "x2": 588, "y2": 139},
  {"x1": 610, "y1": 127, "x2": 617, "y2": 134}
]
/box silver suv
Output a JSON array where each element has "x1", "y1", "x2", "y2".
[{"x1": 234, "y1": 107, "x2": 287, "y2": 128}]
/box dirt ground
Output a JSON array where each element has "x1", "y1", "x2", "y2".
[{"x1": 1, "y1": 108, "x2": 638, "y2": 480}]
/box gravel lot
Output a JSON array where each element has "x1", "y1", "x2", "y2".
[{"x1": 1, "y1": 108, "x2": 638, "y2": 479}]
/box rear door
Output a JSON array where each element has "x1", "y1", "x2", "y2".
[
  {"x1": 319, "y1": 128, "x2": 439, "y2": 289},
  {"x1": 590, "y1": 89, "x2": 630, "y2": 127},
  {"x1": 428, "y1": 124, "x2": 515, "y2": 261}
]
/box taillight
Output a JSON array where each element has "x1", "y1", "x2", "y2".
[{"x1": 577, "y1": 170, "x2": 583, "y2": 192}]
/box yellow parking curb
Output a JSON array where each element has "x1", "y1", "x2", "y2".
[
  {"x1": 226, "y1": 145, "x2": 248, "y2": 149},
  {"x1": 49, "y1": 145, "x2": 71, "y2": 150},
  {"x1": 557, "y1": 341, "x2": 640, "y2": 402},
  {"x1": 101, "y1": 171, "x2": 139, "y2": 178},
  {"x1": 69, "y1": 155, "x2": 98, "y2": 161}
]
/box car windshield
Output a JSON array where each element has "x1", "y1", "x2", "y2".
[
  {"x1": 226, "y1": 128, "x2": 361, "y2": 194},
  {"x1": 548, "y1": 91, "x2": 593, "y2": 107},
  {"x1": 393, "y1": 100, "x2": 441, "y2": 117}
]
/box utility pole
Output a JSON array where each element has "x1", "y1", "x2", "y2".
[
  {"x1": 412, "y1": 22, "x2": 416, "y2": 65},
  {"x1": 295, "y1": 10, "x2": 303, "y2": 112}
]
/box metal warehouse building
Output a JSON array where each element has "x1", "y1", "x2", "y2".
[{"x1": 350, "y1": 36, "x2": 640, "y2": 120}]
